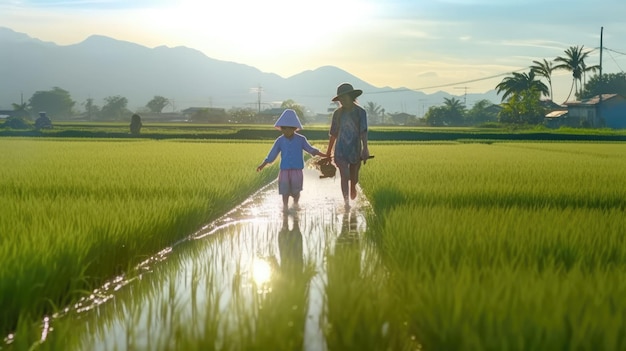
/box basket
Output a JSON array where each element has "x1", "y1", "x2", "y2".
[{"x1": 314, "y1": 157, "x2": 336, "y2": 179}]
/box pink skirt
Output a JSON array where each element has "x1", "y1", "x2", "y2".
[{"x1": 278, "y1": 169, "x2": 304, "y2": 195}]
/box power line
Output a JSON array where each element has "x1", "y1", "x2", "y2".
[
  {"x1": 603, "y1": 47, "x2": 626, "y2": 57},
  {"x1": 367, "y1": 67, "x2": 528, "y2": 95},
  {"x1": 606, "y1": 50, "x2": 625, "y2": 73}
]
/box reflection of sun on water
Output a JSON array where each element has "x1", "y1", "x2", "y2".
[{"x1": 252, "y1": 258, "x2": 273, "y2": 286}]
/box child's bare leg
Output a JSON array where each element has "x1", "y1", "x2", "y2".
[
  {"x1": 282, "y1": 194, "x2": 289, "y2": 209},
  {"x1": 293, "y1": 192, "x2": 300, "y2": 205}
]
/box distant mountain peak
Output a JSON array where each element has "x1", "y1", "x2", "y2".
[
  {"x1": 78, "y1": 34, "x2": 144, "y2": 48},
  {"x1": 0, "y1": 26, "x2": 54, "y2": 45}
]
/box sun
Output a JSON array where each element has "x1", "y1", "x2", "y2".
[{"x1": 148, "y1": 0, "x2": 375, "y2": 55}]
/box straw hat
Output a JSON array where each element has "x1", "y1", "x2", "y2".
[
  {"x1": 331, "y1": 83, "x2": 363, "y2": 102},
  {"x1": 274, "y1": 109, "x2": 303, "y2": 130}
]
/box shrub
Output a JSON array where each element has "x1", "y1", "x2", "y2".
[{"x1": 2, "y1": 116, "x2": 32, "y2": 130}]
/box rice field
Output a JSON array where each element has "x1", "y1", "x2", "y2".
[
  {"x1": 360, "y1": 142, "x2": 626, "y2": 351},
  {"x1": 0, "y1": 138, "x2": 279, "y2": 339},
  {"x1": 3, "y1": 139, "x2": 626, "y2": 350}
]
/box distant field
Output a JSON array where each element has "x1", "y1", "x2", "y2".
[{"x1": 2, "y1": 121, "x2": 626, "y2": 141}]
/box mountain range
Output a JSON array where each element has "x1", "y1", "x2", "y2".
[{"x1": 0, "y1": 27, "x2": 501, "y2": 116}]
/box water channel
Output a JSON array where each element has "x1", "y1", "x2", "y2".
[{"x1": 40, "y1": 163, "x2": 375, "y2": 350}]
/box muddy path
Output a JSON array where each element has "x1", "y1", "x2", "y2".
[{"x1": 33, "y1": 161, "x2": 375, "y2": 350}]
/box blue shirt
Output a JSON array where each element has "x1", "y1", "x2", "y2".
[{"x1": 264, "y1": 133, "x2": 320, "y2": 170}]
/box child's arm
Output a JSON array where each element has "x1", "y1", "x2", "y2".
[
  {"x1": 315, "y1": 150, "x2": 328, "y2": 158},
  {"x1": 258, "y1": 138, "x2": 281, "y2": 172},
  {"x1": 257, "y1": 161, "x2": 269, "y2": 172}
]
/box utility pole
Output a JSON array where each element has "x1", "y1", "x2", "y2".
[
  {"x1": 418, "y1": 98, "x2": 428, "y2": 118},
  {"x1": 599, "y1": 26, "x2": 603, "y2": 78},
  {"x1": 598, "y1": 26, "x2": 604, "y2": 127},
  {"x1": 250, "y1": 85, "x2": 263, "y2": 113},
  {"x1": 454, "y1": 86, "x2": 469, "y2": 106},
  {"x1": 87, "y1": 94, "x2": 92, "y2": 120}
]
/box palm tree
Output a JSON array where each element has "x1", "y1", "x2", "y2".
[
  {"x1": 443, "y1": 97, "x2": 464, "y2": 111},
  {"x1": 11, "y1": 102, "x2": 29, "y2": 118},
  {"x1": 554, "y1": 45, "x2": 600, "y2": 101},
  {"x1": 530, "y1": 59, "x2": 555, "y2": 100},
  {"x1": 580, "y1": 61, "x2": 600, "y2": 98},
  {"x1": 495, "y1": 71, "x2": 549, "y2": 101},
  {"x1": 364, "y1": 101, "x2": 383, "y2": 124},
  {"x1": 443, "y1": 97, "x2": 465, "y2": 125}
]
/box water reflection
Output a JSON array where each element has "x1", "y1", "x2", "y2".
[
  {"x1": 338, "y1": 208, "x2": 359, "y2": 244},
  {"x1": 278, "y1": 212, "x2": 304, "y2": 276},
  {"x1": 252, "y1": 211, "x2": 312, "y2": 350},
  {"x1": 42, "y1": 166, "x2": 373, "y2": 350},
  {"x1": 252, "y1": 258, "x2": 273, "y2": 286}
]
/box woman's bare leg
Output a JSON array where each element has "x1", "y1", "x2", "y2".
[{"x1": 349, "y1": 163, "x2": 360, "y2": 199}]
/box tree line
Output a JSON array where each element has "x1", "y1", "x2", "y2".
[
  {"x1": 9, "y1": 90, "x2": 171, "y2": 121},
  {"x1": 6, "y1": 89, "x2": 312, "y2": 126}
]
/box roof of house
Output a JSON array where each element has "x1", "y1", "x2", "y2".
[
  {"x1": 485, "y1": 104, "x2": 503, "y2": 112},
  {"x1": 182, "y1": 107, "x2": 226, "y2": 113},
  {"x1": 257, "y1": 107, "x2": 287, "y2": 116},
  {"x1": 389, "y1": 112, "x2": 414, "y2": 117},
  {"x1": 564, "y1": 94, "x2": 621, "y2": 106},
  {"x1": 539, "y1": 99, "x2": 566, "y2": 110},
  {"x1": 545, "y1": 110, "x2": 569, "y2": 118}
]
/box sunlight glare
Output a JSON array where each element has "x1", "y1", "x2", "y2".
[
  {"x1": 159, "y1": 0, "x2": 375, "y2": 53},
  {"x1": 252, "y1": 258, "x2": 273, "y2": 285}
]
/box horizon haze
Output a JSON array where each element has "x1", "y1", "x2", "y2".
[
  {"x1": 1, "y1": 26, "x2": 504, "y2": 116},
  {"x1": 2, "y1": 0, "x2": 625, "y2": 107}
]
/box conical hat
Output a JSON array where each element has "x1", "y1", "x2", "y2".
[{"x1": 274, "y1": 109, "x2": 303, "y2": 130}]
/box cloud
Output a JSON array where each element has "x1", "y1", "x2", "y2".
[
  {"x1": 417, "y1": 71, "x2": 439, "y2": 78},
  {"x1": 7, "y1": 0, "x2": 172, "y2": 10}
]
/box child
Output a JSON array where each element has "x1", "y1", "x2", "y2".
[{"x1": 257, "y1": 109, "x2": 327, "y2": 210}]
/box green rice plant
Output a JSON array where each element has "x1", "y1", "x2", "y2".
[
  {"x1": 363, "y1": 142, "x2": 626, "y2": 214},
  {"x1": 323, "y1": 237, "x2": 411, "y2": 351},
  {"x1": 359, "y1": 142, "x2": 626, "y2": 350},
  {"x1": 0, "y1": 138, "x2": 286, "y2": 337}
]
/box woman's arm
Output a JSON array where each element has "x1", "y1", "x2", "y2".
[
  {"x1": 360, "y1": 131, "x2": 370, "y2": 163},
  {"x1": 327, "y1": 135, "x2": 336, "y2": 157}
]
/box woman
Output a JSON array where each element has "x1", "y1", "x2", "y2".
[{"x1": 326, "y1": 83, "x2": 370, "y2": 207}]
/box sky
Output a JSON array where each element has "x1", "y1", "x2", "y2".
[{"x1": 2, "y1": 0, "x2": 626, "y2": 104}]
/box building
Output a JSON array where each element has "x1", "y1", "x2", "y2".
[
  {"x1": 563, "y1": 94, "x2": 626, "y2": 129},
  {"x1": 544, "y1": 110, "x2": 569, "y2": 128},
  {"x1": 182, "y1": 107, "x2": 228, "y2": 123}
]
